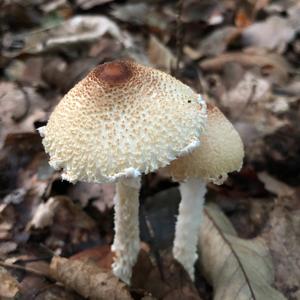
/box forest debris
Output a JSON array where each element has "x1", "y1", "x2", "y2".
[
  {"x1": 76, "y1": 0, "x2": 114, "y2": 10},
  {"x1": 148, "y1": 35, "x2": 176, "y2": 73},
  {"x1": 69, "y1": 182, "x2": 115, "y2": 210},
  {"x1": 50, "y1": 256, "x2": 132, "y2": 300},
  {"x1": 29, "y1": 197, "x2": 60, "y2": 229},
  {"x1": 0, "y1": 82, "x2": 48, "y2": 146},
  {"x1": 0, "y1": 266, "x2": 20, "y2": 299},
  {"x1": 20, "y1": 275, "x2": 78, "y2": 300},
  {"x1": 29, "y1": 196, "x2": 96, "y2": 229},
  {"x1": 199, "y1": 204, "x2": 287, "y2": 300},
  {"x1": 262, "y1": 200, "x2": 300, "y2": 300},
  {"x1": 3, "y1": 188, "x2": 26, "y2": 205},
  {"x1": 181, "y1": 0, "x2": 224, "y2": 24},
  {"x1": 257, "y1": 172, "x2": 295, "y2": 198},
  {"x1": 221, "y1": 71, "x2": 270, "y2": 111},
  {"x1": 137, "y1": 255, "x2": 202, "y2": 300},
  {"x1": 200, "y1": 52, "x2": 291, "y2": 83},
  {"x1": 197, "y1": 26, "x2": 241, "y2": 57},
  {"x1": 242, "y1": 16, "x2": 296, "y2": 52},
  {"x1": 4, "y1": 15, "x2": 127, "y2": 56},
  {"x1": 43, "y1": 16, "x2": 123, "y2": 48},
  {"x1": 0, "y1": 242, "x2": 17, "y2": 256}
]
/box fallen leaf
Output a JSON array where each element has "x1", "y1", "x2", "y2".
[
  {"x1": 199, "y1": 203, "x2": 287, "y2": 300},
  {"x1": 6, "y1": 15, "x2": 129, "y2": 55},
  {"x1": 0, "y1": 241, "x2": 17, "y2": 256},
  {"x1": 197, "y1": 26, "x2": 241, "y2": 57},
  {"x1": 257, "y1": 172, "x2": 295, "y2": 198},
  {"x1": 242, "y1": 16, "x2": 296, "y2": 52},
  {"x1": 28, "y1": 197, "x2": 60, "y2": 229},
  {"x1": 50, "y1": 256, "x2": 132, "y2": 299},
  {"x1": 262, "y1": 198, "x2": 300, "y2": 300},
  {"x1": 0, "y1": 82, "x2": 48, "y2": 146},
  {"x1": 200, "y1": 52, "x2": 291, "y2": 83},
  {"x1": 28, "y1": 196, "x2": 96, "y2": 230},
  {"x1": 148, "y1": 35, "x2": 176, "y2": 73},
  {"x1": 76, "y1": 0, "x2": 114, "y2": 10},
  {"x1": 0, "y1": 266, "x2": 20, "y2": 299}
]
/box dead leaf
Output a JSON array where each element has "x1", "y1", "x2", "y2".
[
  {"x1": 257, "y1": 172, "x2": 295, "y2": 198},
  {"x1": 197, "y1": 26, "x2": 241, "y2": 57},
  {"x1": 199, "y1": 203, "x2": 287, "y2": 300},
  {"x1": 28, "y1": 196, "x2": 96, "y2": 230},
  {"x1": 200, "y1": 52, "x2": 291, "y2": 83},
  {"x1": 50, "y1": 256, "x2": 132, "y2": 300},
  {"x1": 242, "y1": 16, "x2": 296, "y2": 52},
  {"x1": 0, "y1": 82, "x2": 48, "y2": 146},
  {"x1": 148, "y1": 35, "x2": 176, "y2": 73},
  {"x1": 28, "y1": 197, "x2": 60, "y2": 229},
  {"x1": 69, "y1": 182, "x2": 115, "y2": 211},
  {"x1": 76, "y1": 0, "x2": 114, "y2": 10},
  {"x1": 6, "y1": 15, "x2": 130, "y2": 55},
  {"x1": 111, "y1": 3, "x2": 168, "y2": 31},
  {"x1": 262, "y1": 199, "x2": 300, "y2": 300},
  {"x1": 0, "y1": 241, "x2": 17, "y2": 256},
  {"x1": 0, "y1": 266, "x2": 20, "y2": 299}
]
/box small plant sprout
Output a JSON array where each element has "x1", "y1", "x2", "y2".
[
  {"x1": 166, "y1": 104, "x2": 244, "y2": 280},
  {"x1": 39, "y1": 59, "x2": 207, "y2": 284}
]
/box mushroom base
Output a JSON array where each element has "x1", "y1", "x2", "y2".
[
  {"x1": 173, "y1": 178, "x2": 207, "y2": 280},
  {"x1": 111, "y1": 177, "x2": 141, "y2": 284}
]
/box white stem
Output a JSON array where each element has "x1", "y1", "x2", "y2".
[
  {"x1": 111, "y1": 177, "x2": 141, "y2": 284},
  {"x1": 173, "y1": 178, "x2": 207, "y2": 281}
]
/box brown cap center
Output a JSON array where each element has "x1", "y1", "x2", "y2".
[{"x1": 93, "y1": 61, "x2": 133, "y2": 84}]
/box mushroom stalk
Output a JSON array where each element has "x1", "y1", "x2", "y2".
[
  {"x1": 111, "y1": 177, "x2": 141, "y2": 284},
  {"x1": 173, "y1": 178, "x2": 207, "y2": 280}
]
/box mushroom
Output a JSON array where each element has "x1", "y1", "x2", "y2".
[
  {"x1": 39, "y1": 59, "x2": 207, "y2": 284},
  {"x1": 165, "y1": 103, "x2": 244, "y2": 280}
]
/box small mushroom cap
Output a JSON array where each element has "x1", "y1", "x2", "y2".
[
  {"x1": 165, "y1": 104, "x2": 244, "y2": 184},
  {"x1": 41, "y1": 60, "x2": 206, "y2": 183}
]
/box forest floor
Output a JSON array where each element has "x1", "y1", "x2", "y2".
[{"x1": 0, "y1": 0, "x2": 299, "y2": 299}]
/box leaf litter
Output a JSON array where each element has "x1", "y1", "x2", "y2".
[{"x1": 0, "y1": 0, "x2": 300, "y2": 299}]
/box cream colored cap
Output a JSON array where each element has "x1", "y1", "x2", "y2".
[
  {"x1": 166, "y1": 104, "x2": 244, "y2": 184},
  {"x1": 40, "y1": 59, "x2": 207, "y2": 183}
]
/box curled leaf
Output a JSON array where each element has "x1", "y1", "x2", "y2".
[
  {"x1": 198, "y1": 204, "x2": 287, "y2": 300},
  {"x1": 50, "y1": 256, "x2": 132, "y2": 300}
]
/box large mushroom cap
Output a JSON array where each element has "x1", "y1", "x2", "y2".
[
  {"x1": 165, "y1": 104, "x2": 244, "y2": 184},
  {"x1": 41, "y1": 59, "x2": 206, "y2": 183}
]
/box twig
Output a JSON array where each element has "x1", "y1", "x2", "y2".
[
  {"x1": 175, "y1": 0, "x2": 184, "y2": 77},
  {"x1": 139, "y1": 205, "x2": 165, "y2": 281},
  {"x1": 0, "y1": 260, "x2": 53, "y2": 279}
]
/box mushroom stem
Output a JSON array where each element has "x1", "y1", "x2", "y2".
[
  {"x1": 173, "y1": 178, "x2": 207, "y2": 280},
  {"x1": 111, "y1": 177, "x2": 141, "y2": 284}
]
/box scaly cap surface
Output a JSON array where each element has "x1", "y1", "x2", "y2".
[
  {"x1": 166, "y1": 104, "x2": 244, "y2": 184},
  {"x1": 41, "y1": 60, "x2": 207, "y2": 183}
]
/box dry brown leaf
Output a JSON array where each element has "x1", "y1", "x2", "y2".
[
  {"x1": 76, "y1": 0, "x2": 114, "y2": 10},
  {"x1": 0, "y1": 82, "x2": 48, "y2": 146},
  {"x1": 0, "y1": 266, "x2": 20, "y2": 299},
  {"x1": 50, "y1": 256, "x2": 132, "y2": 300},
  {"x1": 148, "y1": 35, "x2": 176, "y2": 73},
  {"x1": 200, "y1": 52, "x2": 291, "y2": 83},
  {"x1": 242, "y1": 16, "x2": 296, "y2": 52},
  {"x1": 7, "y1": 15, "x2": 130, "y2": 55},
  {"x1": 199, "y1": 204, "x2": 287, "y2": 300},
  {"x1": 197, "y1": 26, "x2": 241, "y2": 57},
  {"x1": 257, "y1": 172, "x2": 295, "y2": 198},
  {"x1": 262, "y1": 199, "x2": 300, "y2": 300}
]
